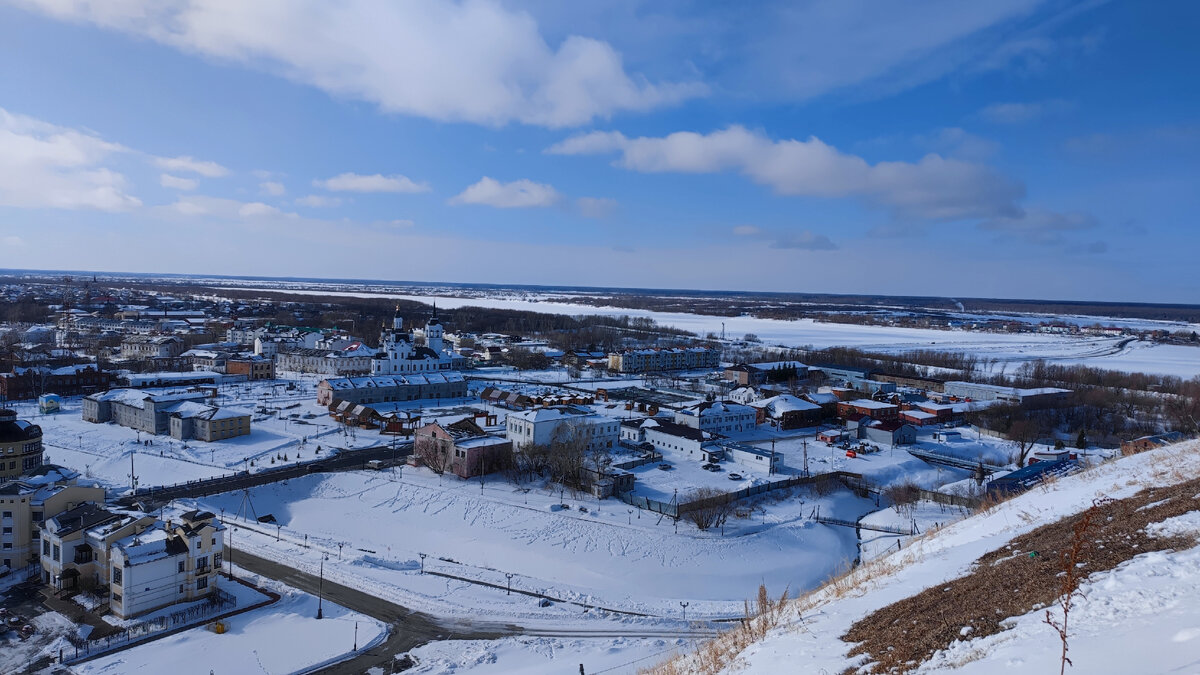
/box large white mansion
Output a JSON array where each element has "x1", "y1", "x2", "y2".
[{"x1": 371, "y1": 307, "x2": 465, "y2": 375}]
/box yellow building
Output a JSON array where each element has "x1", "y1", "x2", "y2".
[{"x1": 1, "y1": 466, "x2": 105, "y2": 573}]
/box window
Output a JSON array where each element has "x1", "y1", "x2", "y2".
[
  {"x1": 195, "y1": 540, "x2": 201, "y2": 550},
  {"x1": 1, "y1": 543, "x2": 9, "y2": 550},
  {"x1": 43, "y1": 540, "x2": 49, "y2": 556},
  {"x1": 52, "y1": 544, "x2": 60, "y2": 562},
  {"x1": 2, "y1": 527, "x2": 10, "y2": 534},
  {"x1": 1, "y1": 511, "x2": 10, "y2": 519},
  {"x1": 112, "y1": 593, "x2": 121, "y2": 604},
  {"x1": 178, "y1": 561, "x2": 185, "y2": 573},
  {"x1": 197, "y1": 576, "x2": 208, "y2": 590},
  {"x1": 112, "y1": 567, "x2": 122, "y2": 585},
  {"x1": 180, "y1": 584, "x2": 184, "y2": 593},
  {"x1": 197, "y1": 555, "x2": 208, "y2": 570},
  {"x1": 214, "y1": 552, "x2": 222, "y2": 568}
]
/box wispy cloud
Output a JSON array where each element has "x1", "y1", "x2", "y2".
[
  {"x1": 577, "y1": 196, "x2": 617, "y2": 219},
  {"x1": 153, "y1": 155, "x2": 228, "y2": 177},
  {"x1": 315, "y1": 172, "x2": 430, "y2": 193},
  {"x1": 260, "y1": 181, "x2": 285, "y2": 196},
  {"x1": 295, "y1": 194, "x2": 343, "y2": 208},
  {"x1": 978, "y1": 99, "x2": 1071, "y2": 124},
  {"x1": 160, "y1": 174, "x2": 197, "y2": 191}
]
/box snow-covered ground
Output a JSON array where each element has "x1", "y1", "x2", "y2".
[
  {"x1": 71, "y1": 569, "x2": 387, "y2": 675},
  {"x1": 706, "y1": 438, "x2": 1200, "y2": 674},
  {"x1": 186, "y1": 465, "x2": 877, "y2": 621},
  {"x1": 404, "y1": 636, "x2": 689, "y2": 675}
]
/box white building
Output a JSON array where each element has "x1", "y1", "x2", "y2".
[
  {"x1": 943, "y1": 381, "x2": 1072, "y2": 406},
  {"x1": 505, "y1": 406, "x2": 618, "y2": 452},
  {"x1": 371, "y1": 307, "x2": 465, "y2": 375},
  {"x1": 39, "y1": 506, "x2": 224, "y2": 619},
  {"x1": 673, "y1": 401, "x2": 757, "y2": 434}
]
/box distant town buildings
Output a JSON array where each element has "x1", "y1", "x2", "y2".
[{"x1": 607, "y1": 347, "x2": 720, "y2": 373}]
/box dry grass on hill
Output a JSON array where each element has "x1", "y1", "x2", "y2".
[{"x1": 842, "y1": 475, "x2": 1200, "y2": 673}]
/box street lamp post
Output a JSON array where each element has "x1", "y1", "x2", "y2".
[
  {"x1": 317, "y1": 555, "x2": 326, "y2": 619},
  {"x1": 505, "y1": 572, "x2": 514, "y2": 595},
  {"x1": 419, "y1": 553, "x2": 426, "y2": 574},
  {"x1": 680, "y1": 601, "x2": 689, "y2": 622}
]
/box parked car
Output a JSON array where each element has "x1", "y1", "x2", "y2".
[
  {"x1": 658, "y1": 463, "x2": 673, "y2": 471},
  {"x1": 728, "y1": 473, "x2": 743, "y2": 480}
]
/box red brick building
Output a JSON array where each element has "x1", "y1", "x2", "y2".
[{"x1": 0, "y1": 365, "x2": 115, "y2": 401}]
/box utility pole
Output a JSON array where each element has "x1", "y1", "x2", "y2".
[{"x1": 802, "y1": 438, "x2": 809, "y2": 477}]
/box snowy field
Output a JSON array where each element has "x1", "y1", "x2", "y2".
[
  {"x1": 72, "y1": 569, "x2": 386, "y2": 675},
  {"x1": 187, "y1": 466, "x2": 876, "y2": 621},
  {"x1": 222, "y1": 288, "x2": 1200, "y2": 378}
]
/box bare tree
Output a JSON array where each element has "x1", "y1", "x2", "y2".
[
  {"x1": 681, "y1": 487, "x2": 735, "y2": 531},
  {"x1": 414, "y1": 432, "x2": 454, "y2": 475},
  {"x1": 1007, "y1": 418, "x2": 1045, "y2": 467}
]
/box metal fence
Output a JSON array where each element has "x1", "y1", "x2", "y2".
[
  {"x1": 615, "y1": 471, "x2": 857, "y2": 519},
  {"x1": 66, "y1": 587, "x2": 237, "y2": 662}
]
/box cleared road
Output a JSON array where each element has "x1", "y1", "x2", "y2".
[{"x1": 230, "y1": 547, "x2": 511, "y2": 675}]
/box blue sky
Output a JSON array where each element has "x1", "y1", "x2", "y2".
[{"x1": 0, "y1": 1, "x2": 1196, "y2": 303}]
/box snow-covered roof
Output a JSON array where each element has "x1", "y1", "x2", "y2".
[
  {"x1": 846, "y1": 399, "x2": 897, "y2": 410},
  {"x1": 753, "y1": 394, "x2": 821, "y2": 416},
  {"x1": 321, "y1": 372, "x2": 465, "y2": 390}
]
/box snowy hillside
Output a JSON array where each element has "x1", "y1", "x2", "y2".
[{"x1": 647, "y1": 438, "x2": 1200, "y2": 674}]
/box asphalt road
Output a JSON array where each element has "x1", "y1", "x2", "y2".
[{"x1": 229, "y1": 547, "x2": 512, "y2": 675}]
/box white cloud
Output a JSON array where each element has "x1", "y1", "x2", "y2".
[
  {"x1": 153, "y1": 154, "x2": 228, "y2": 177},
  {"x1": 0, "y1": 108, "x2": 141, "y2": 211},
  {"x1": 238, "y1": 202, "x2": 281, "y2": 218},
  {"x1": 389, "y1": 219, "x2": 415, "y2": 228},
  {"x1": 16, "y1": 0, "x2": 704, "y2": 128},
  {"x1": 732, "y1": 225, "x2": 761, "y2": 236},
  {"x1": 315, "y1": 173, "x2": 430, "y2": 193},
  {"x1": 166, "y1": 196, "x2": 290, "y2": 220},
  {"x1": 295, "y1": 194, "x2": 342, "y2": 208},
  {"x1": 549, "y1": 126, "x2": 1023, "y2": 221},
  {"x1": 450, "y1": 177, "x2": 560, "y2": 208},
  {"x1": 160, "y1": 173, "x2": 197, "y2": 190},
  {"x1": 260, "y1": 180, "x2": 285, "y2": 196},
  {"x1": 577, "y1": 196, "x2": 617, "y2": 219},
  {"x1": 1, "y1": 235, "x2": 24, "y2": 248}
]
